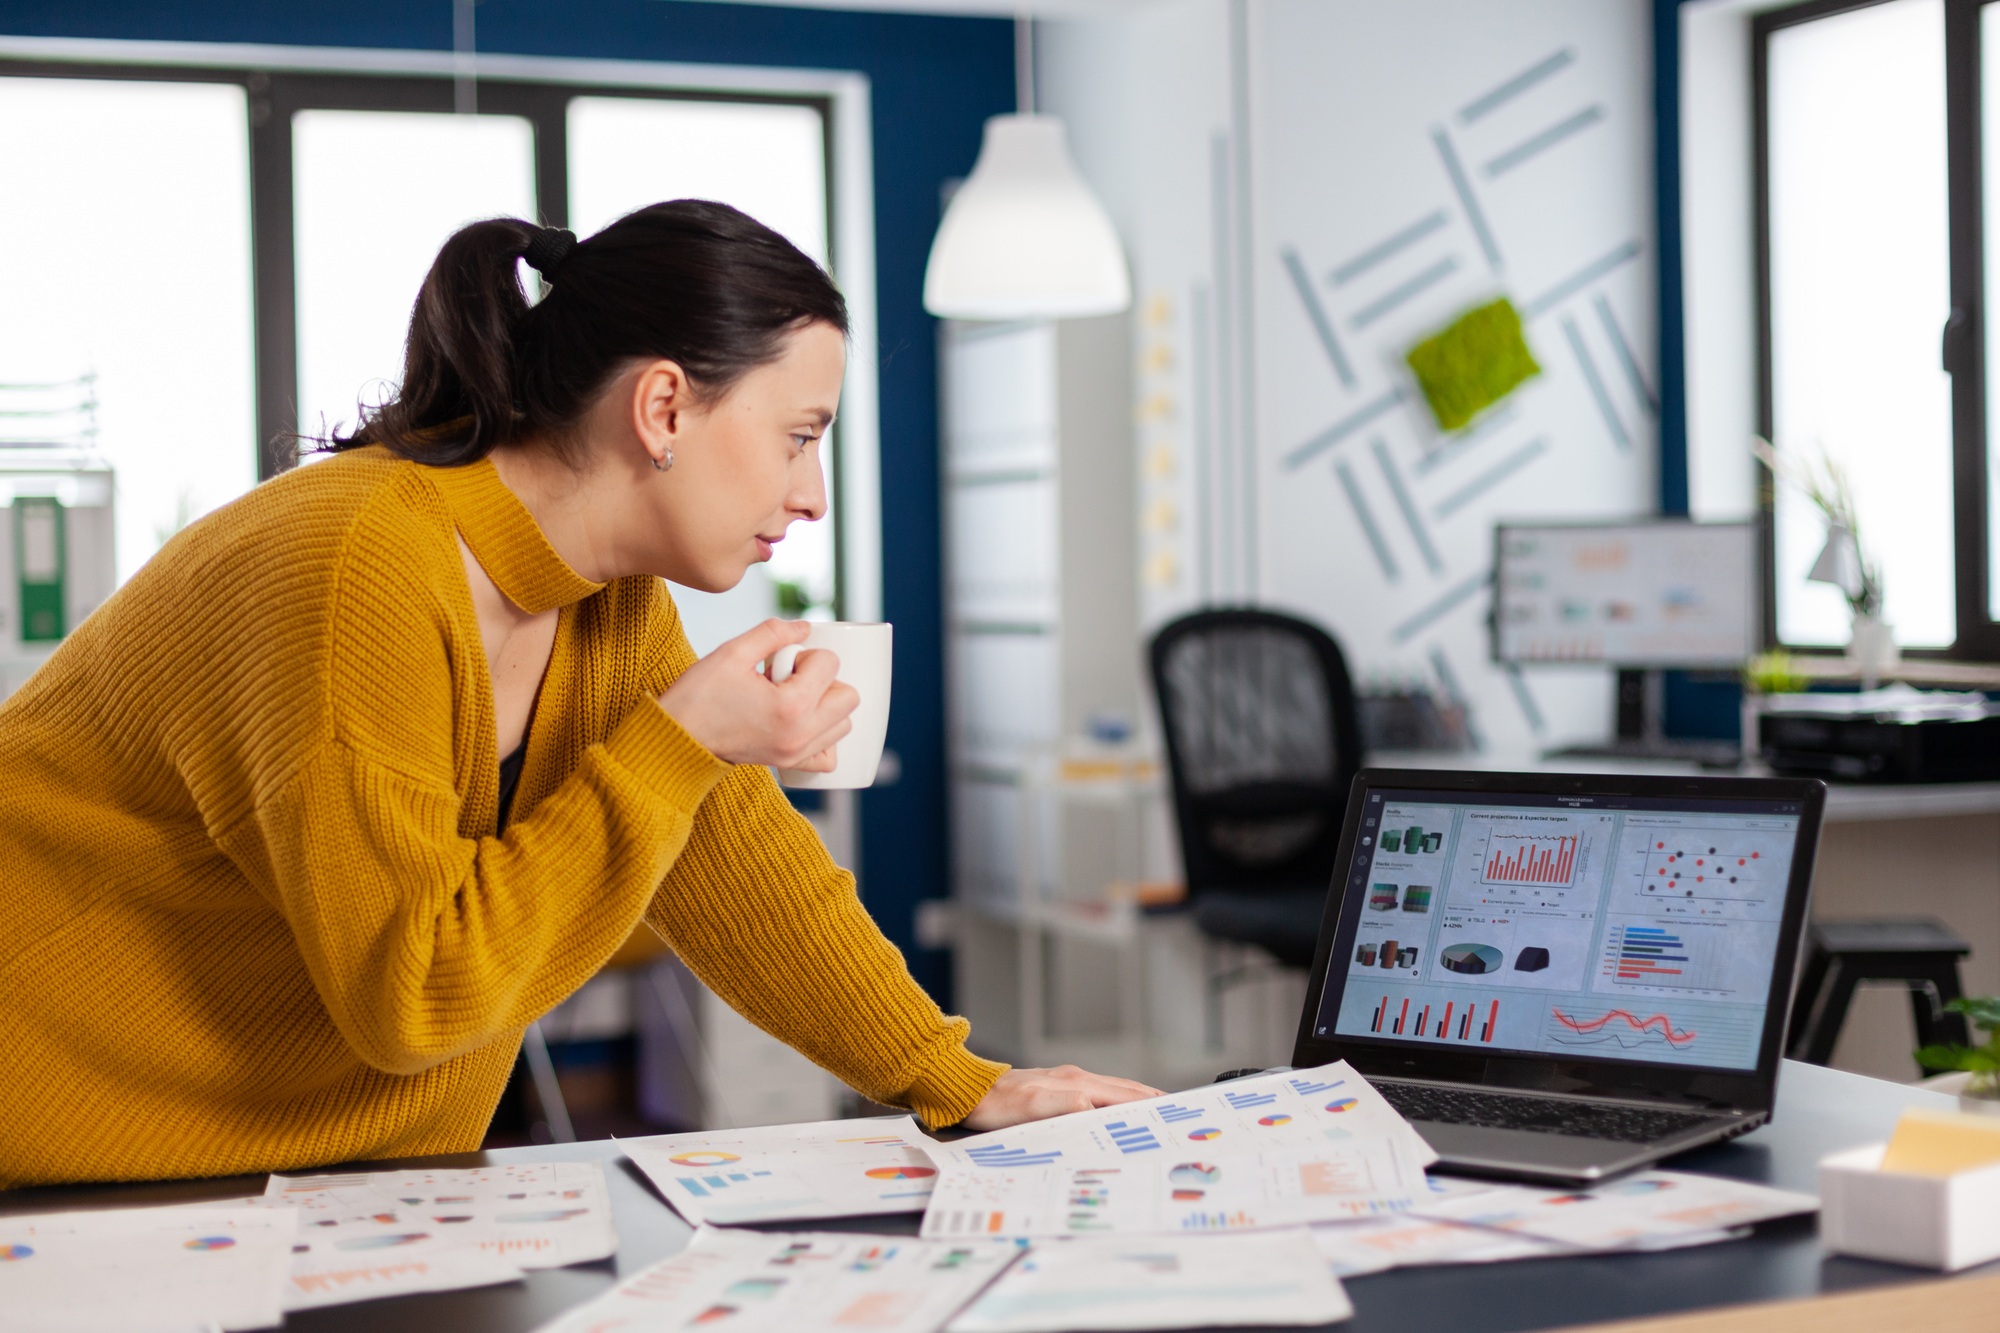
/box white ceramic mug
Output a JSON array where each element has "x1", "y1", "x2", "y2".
[{"x1": 765, "y1": 622, "x2": 893, "y2": 789}]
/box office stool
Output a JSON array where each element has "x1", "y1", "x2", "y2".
[{"x1": 1786, "y1": 918, "x2": 1972, "y2": 1067}]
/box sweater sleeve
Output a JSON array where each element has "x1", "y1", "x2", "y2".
[
  {"x1": 232, "y1": 706, "x2": 730, "y2": 1077},
  {"x1": 639, "y1": 594, "x2": 1008, "y2": 1129},
  {"x1": 217, "y1": 517, "x2": 734, "y2": 1077}
]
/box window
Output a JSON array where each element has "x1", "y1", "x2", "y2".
[
  {"x1": 0, "y1": 77, "x2": 254, "y2": 584},
  {"x1": 294, "y1": 110, "x2": 536, "y2": 443},
  {"x1": 1757, "y1": 0, "x2": 2000, "y2": 657},
  {"x1": 0, "y1": 54, "x2": 852, "y2": 632}
]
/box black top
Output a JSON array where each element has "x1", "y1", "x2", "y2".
[{"x1": 497, "y1": 745, "x2": 526, "y2": 830}]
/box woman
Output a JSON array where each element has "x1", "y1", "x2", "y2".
[{"x1": 0, "y1": 201, "x2": 1153, "y2": 1187}]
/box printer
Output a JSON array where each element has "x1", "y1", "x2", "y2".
[{"x1": 1756, "y1": 686, "x2": 2000, "y2": 783}]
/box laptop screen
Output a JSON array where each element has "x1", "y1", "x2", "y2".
[{"x1": 1307, "y1": 785, "x2": 1808, "y2": 1073}]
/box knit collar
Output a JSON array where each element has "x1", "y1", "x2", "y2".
[{"x1": 428, "y1": 456, "x2": 605, "y2": 614}]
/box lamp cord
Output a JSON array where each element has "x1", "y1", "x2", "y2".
[{"x1": 1016, "y1": 11, "x2": 1036, "y2": 116}]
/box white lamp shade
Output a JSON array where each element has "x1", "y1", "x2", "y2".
[
  {"x1": 923, "y1": 114, "x2": 1131, "y2": 321},
  {"x1": 1807, "y1": 523, "x2": 1866, "y2": 600}
]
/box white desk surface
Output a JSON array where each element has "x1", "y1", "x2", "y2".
[{"x1": 1367, "y1": 750, "x2": 2000, "y2": 824}]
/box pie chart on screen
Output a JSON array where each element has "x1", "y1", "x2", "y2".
[
  {"x1": 669, "y1": 1152, "x2": 741, "y2": 1168},
  {"x1": 184, "y1": 1237, "x2": 236, "y2": 1252},
  {"x1": 1187, "y1": 1127, "x2": 1222, "y2": 1141},
  {"x1": 864, "y1": 1166, "x2": 937, "y2": 1181},
  {"x1": 1324, "y1": 1097, "x2": 1359, "y2": 1113},
  {"x1": 0, "y1": 1245, "x2": 31, "y2": 1261},
  {"x1": 1257, "y1": 1114, "x2": 1293, "y2": 1127}
]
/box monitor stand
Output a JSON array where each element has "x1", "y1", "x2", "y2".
[{"x1": 1543, "y1": 669, "x2": 1742, "y2": 768}]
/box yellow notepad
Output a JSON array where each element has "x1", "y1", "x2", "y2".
[{"x1": 1880, "y1": 1108, "x2": 2000, "y2": 1177}]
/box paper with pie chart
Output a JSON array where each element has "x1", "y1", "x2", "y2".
[
  {"x1": 0, "y1": 1202, "x2": 297, "y2": 1333},
  {"x1": 264, "y1": 1160, "x2": 617, "y2": 1281},
  {"x1": 919, "y1": 1062, "x2": 1435, "y2": 1239},
  {"x1": 621, "y1": 1116, "x2": 944, "y2": 1226}
]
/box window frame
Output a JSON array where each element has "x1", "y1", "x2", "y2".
[
  {"x1": 0, "y1": 41, "x2": 880, "y2": 621},
  {"x1": 1751, "y1": 0, "x2": 1996, "y2": 658}
]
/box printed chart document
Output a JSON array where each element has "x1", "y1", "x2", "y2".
[
  {"x1": 1409, "y1": 1170, "x2": 1816, "y2": 1249},
  {"x1": 1310, "y1": 1214, "x2": 1572, "y2": 1276},
  {"x1": 265, "y1": 1160, "x2": 616, "y2": 1297},
  {"x1": 922, "y1": 1063, "x2": 1433, "y2": 1238},
  {"x1": 0, "y1": 1203, "x2": 295, "y2": 1333},
  {"x1": 533, "y1": 1227, "x2": 1017, "y2": 1333},
  {"x1": 946, "y1": 1230, "x2": 1352, "y2": 1332},
  {"x1": 622, "y1": 1116, "x2": 941, "y2": 1225}
]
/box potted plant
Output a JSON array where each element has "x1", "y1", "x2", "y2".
[
  {"x1": 1916, "y1": 996, "x2": 2000, "y2": 1114},
  {"x1": 1753, "y1": 437, "x2": 1893, "y2": 675}
]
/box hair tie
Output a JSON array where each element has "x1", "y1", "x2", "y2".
[{"x1": 523, "y1": 227, "x2": 577, "y2": 281}]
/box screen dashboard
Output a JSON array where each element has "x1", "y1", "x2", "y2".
[{"x1": 1311, "y1": 787, "x2": 1805, "y2": 1073}]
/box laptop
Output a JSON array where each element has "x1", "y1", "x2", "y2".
[{"x1": 1289, "y1": 767, "x2": 1825, "y2": 1184}]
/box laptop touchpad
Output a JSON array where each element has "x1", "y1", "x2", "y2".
[{"x1": 1415, "y1": 1120, "x2": 1641, "y2": 1176}]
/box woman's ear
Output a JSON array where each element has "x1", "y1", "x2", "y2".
[{"x1": 631, "y1": 359, "x2": 692, "y2": 469}]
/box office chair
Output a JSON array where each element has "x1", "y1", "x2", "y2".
[{"x1": 1149, "y1": 608, "x2": 1363, "y2": 1047}]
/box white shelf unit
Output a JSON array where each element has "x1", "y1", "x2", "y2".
[{"x1": 939, "y1": 315, "x2": 1150, "y2": 1067}]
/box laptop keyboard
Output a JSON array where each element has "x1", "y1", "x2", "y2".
[{"x1": 1377, "y1": 1082, "x2": 1720, "y2": 1144}]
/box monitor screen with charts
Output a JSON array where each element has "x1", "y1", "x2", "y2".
[
  {"x1": 1310, "y1": 785, "x2": 1808, "y2": 1074},
  {"x1": 1493, "y1": 521, "x2": 1758, "y2": 667}
]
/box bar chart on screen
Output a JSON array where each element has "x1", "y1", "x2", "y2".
[
  {"x1": 1366, "y1": 993, "x2": 1502, "y2": 1043},
  {"x1": 1483, "y1": 835, "x2": 1578, "y2": 886},
  {"x1": 1456, "y1": 809, "x2": 1611, "y2": 907},
  {"x1": 1598, "y1": 921, "x2": 1744, "y2": 994}
]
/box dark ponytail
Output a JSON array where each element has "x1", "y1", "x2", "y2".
[{"x1": 332, "y1": 201, "x2": 849, "y2": 467}]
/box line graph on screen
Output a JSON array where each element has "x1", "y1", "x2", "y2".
[{"x1": 1543, "y1": 1004, "x2": 1761, "y2": 1067}]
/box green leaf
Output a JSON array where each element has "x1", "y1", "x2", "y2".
[
  {"x1": 1964, "y1": 1051, "x2": 2000, "y2": 1074},
  {"x1": 1946, "y1": 996, "x2": 2000, "y2": 1031},
  {"x1": 1916, "y1": 1044, "x2": 1976, "y2": 1071}
]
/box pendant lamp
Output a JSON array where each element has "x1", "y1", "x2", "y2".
[{"x1": 922, "y1": 19, "x2": 1131, "y2": 320}]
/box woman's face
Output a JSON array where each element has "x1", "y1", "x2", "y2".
[{"x1": 641, "y1": 321, "x2": 845, "y2": 592}]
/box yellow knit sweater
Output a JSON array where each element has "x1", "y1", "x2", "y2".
[{"x1": 0, "y1": 446, "x2": 1005, "y2": 1188}]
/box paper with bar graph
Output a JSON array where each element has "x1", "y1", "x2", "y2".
[
  {"x1": 532, "y1": 1227, "x2": 1017, "y2": 1333},
  {"x1": 622, "y1": 1116, "x2": 942, "y2": 1226},
  {"x1": 919, "y1": 1063, "x2": 1434, "y2": 1239}
]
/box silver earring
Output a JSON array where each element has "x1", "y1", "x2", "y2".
[{"x1": 653, "y1": 448, "x2": 673, "y2": 472}]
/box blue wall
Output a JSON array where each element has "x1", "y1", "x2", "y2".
[
  {"x1": 1653, "y1": 0, "x2": 1689, "y2": 519},
  {"x1": 0, "y1": 0, "x2": 1014, "y2": 1004}
]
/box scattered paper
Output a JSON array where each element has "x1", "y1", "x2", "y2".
[
  {"x1": 532, "y1": 1227, "x2": 1018, "y2": 1333},
  {"x1": 0, "y1": 1204, "x2": 295, "y2": 1333},
  {"x1": 1311, "y1": 1213, "x2": 1572, "y2": 1276},
  {"x1": 1408, "y1": 1170, "x2": 1817, "y2": 1249},
  {"x1": 922, "y1": 1063, "x2": 1433, "y2": 1238},
  {"x1": 623, "y1": 1116, "x2": 942, "y2": 1225},
  {"x1": 946, "y1": 1229, "x2": 1352, "y2": 1332},
  {"x1": 266, "y1": 1161, "x2": 616, "y2": 1277}
]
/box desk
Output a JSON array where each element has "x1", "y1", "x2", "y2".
[{"x1": 1, "y1": 1062, "x2": 1989, "y2": 1332}]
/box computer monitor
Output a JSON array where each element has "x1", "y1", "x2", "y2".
[{"x1": 1493, "y1": 520, "x2": 1759, "y2": 669}]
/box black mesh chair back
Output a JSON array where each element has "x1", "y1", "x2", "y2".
[{"x1": 1149, "y1": 609, "x2": 1363, "y2": 968}]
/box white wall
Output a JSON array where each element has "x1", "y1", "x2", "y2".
[{"x1": 1043, "y1": 0, "x2": 1660, "y2": 756}]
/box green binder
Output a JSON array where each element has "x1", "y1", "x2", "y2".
[{"x1": 15, "y1": 496, "x2": 65, "y2": 643}]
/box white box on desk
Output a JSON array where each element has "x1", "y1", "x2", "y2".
[{"x1": 1820, "y1": 1143, "x2": 2000, "y2": 1271}]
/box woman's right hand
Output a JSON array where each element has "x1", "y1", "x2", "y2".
[{"x1": 658, "y1": 619, "x2": 858, "y2": 770}]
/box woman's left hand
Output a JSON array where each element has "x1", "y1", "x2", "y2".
[{"x1": 959, "y1": 1065, "x2": 1162, "y2": 1131}]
